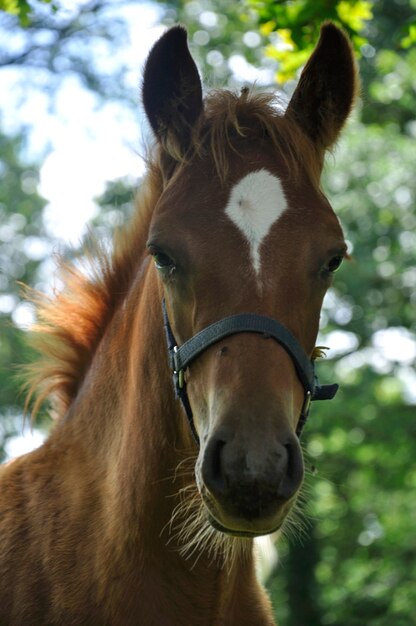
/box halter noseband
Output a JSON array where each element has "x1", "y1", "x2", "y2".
[{"x1": 162, "y1": 300, "x2": 338, "y2": 445}]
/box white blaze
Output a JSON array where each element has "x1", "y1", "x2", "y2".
[{"x1": 224, "y1": 169, "x2": 288, "y2": 275}]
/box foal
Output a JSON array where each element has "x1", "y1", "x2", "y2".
[{"x1": 0, "y1": 23, "x2": 357, "y2": 625}]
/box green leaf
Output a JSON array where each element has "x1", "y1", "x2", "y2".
[
  {"x1": 336, "y1": 1, "x2": 373, "y2": 33},
  {"x1": 0, "y1": 0, "x2": 19, "y2": 15},
  {"x1": 0, "y1": 0, "x2": 51, "y2": 25},
  {"x1": 401, "y1": 23, "x2": 416, "y2": 49}
]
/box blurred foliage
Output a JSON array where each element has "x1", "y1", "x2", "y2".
[
  {"x1": 91, "y1": 176, "x2": 136, "y2": 238},
  {"x1": 0, "y1": 0, "x2": 415, "y2": 624},
  {"x1": 0, "y1": 0, "x2": 31, "y2": 25},
  {"x1": 168, "y1": 0, "x2": 416, "y2": 127},
  {"x1": 0, "y1": 0, "x2": 136, "y2": 109},
  {"x1": 0, "y1": 0, "x2": 54, "y2": 26},
  {"x1": 0, "y1": 129, "x2": 51, "y2": 462},
  {"x1": 253, "y1": 0, "x2": 373, "y2": 82},
  {"x1": 161, "y1": 0, "x2": 374, "y2": 85}
]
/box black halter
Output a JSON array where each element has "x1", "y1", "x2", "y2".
[{"x1": 162, "y1": 300, "x2": 338, "y2": 445}]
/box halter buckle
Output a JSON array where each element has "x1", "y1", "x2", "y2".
[
  {"x1": 301, "y1": 390, "x2": 312, "y2": 418},
  {"x1": 173, "y1": 346, "x2": 185, "y2": 390}
]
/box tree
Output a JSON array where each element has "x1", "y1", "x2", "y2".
[
  {"x1": 0, "y1": 128, "x2": 50, "y2": 462},
  {"x1": 0, "y1": 0, "x2": 37, "y2": 26},
  {"x1": 0, "y1": 0, "x2": 140, "y2": 114}
]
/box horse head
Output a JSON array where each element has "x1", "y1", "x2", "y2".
[{"x1": 143, "y1": 24, "x2": 357, "y2": 538}]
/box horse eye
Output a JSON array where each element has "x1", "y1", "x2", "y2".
[
  {"x1": 153, "y1": 251, "x2": 175, "y2": 271},
  {"x1": 326, "y1": 255, "x2": 344, "y2": 273}
]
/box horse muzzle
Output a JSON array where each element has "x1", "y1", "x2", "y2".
[{"x1": 198, "y1": 427, "x2": 304, "y2": 536}]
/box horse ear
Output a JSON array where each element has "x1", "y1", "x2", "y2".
[
  {"x1": 285, "y1": 22, "x2": 358, "y2": 152},
  {"x1": 142, "y1": 26, "x2": 203, "y2": 159}
]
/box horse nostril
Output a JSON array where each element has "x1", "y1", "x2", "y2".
[
  {"x1": 278, "y1": 439, "x2": 304, "y2": 500},
  {"x1": 202, "y1": 437, "x2": 227, "y2": 495}
]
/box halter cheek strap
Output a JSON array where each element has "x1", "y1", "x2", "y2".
[{"x1": 162, "y1": 300, "x2": 338, "y2": 445}]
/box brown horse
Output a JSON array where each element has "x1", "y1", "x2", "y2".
[{"x1": 0, "y1": 23, "x2": 357, "y2": 625}]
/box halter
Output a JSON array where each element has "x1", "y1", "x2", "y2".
[{"x1": 162, "y1": 300, "x2": 338, "y2": 444}]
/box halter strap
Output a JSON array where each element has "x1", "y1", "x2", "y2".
[{"x1": 162, "y1": 300, "x2": 338, "y2": 444}]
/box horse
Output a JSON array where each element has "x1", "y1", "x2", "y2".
[{"x1": 0, "y1": 22, "x2": 357, "y2": 625}]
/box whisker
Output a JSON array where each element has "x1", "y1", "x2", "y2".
[{"x1": 163, "y1": 475, "x2": 250, "y2": 570}]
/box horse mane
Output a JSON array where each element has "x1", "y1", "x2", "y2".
[
  {"x1": 23, "y1": 164, "x2": 163, "y2": 418},
  {"x1": 173, "y1": 89, "x2": 321, "y2": 184},
  {"x1": 24, "y1": 89, "x2": 320, "y2": 419}
]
